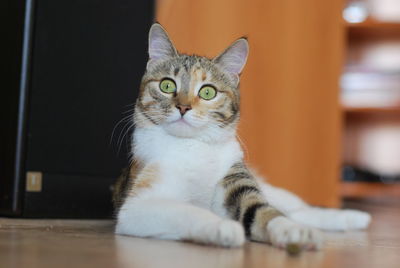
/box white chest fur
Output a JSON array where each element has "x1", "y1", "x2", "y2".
[{"x1": 132, "y1": 127, "x2": 243, "y2": 208}]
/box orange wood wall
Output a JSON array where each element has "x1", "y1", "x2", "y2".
[{"x1": 157, "y1": 0, "x2": 344, "y2": 207}]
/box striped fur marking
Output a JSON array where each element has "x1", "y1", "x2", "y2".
[
  {"x1": 222, "y1": 161, "x2": 283, "y2": 240},
  {"x1": 225, "y1": 185, "x2": 260, "y2": 212},
  {"x1": 248, "y1": 206, "x2": 284, "y2": 242},
  {"x1": 243, "y1": 203, "x2": 264, "y2": 236}
]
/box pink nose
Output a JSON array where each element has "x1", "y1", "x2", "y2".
[{"x1": 175, "y1": 104, "x2": 192, "y2": 116}]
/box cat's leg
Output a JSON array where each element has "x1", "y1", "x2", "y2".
[
  {"x1": 257, "y1": 179, "x2": 371, "y2": 231},
  {"x1": 211, "y1": 162, "x2": 323, "y2": 250},
  {"x1": 116, "y1": 197, "x2": 245, "y2": 247}
]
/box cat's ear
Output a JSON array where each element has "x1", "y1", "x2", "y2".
[
  {"x1": 148, "y1": 23, "x2": 177, "y2": 61},
  {"x1": 213, "y1": 38, "x2": 249, "y2": 80}
]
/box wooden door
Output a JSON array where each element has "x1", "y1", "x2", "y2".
[{"x1": 157, "y1": 0, "x2": 344, "y2": 207}]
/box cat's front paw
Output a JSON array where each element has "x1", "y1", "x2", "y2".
[
  {"x1": 267, "y1": 216, "x2": 323, "y2": 250},
  {"x1": 202, "y1": 219, "x2": 245, "y2": 247}
]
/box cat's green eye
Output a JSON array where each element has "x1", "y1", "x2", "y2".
[
  {"x1": 159, "y1": 78, "x2": 177, "y2": 94},
  {"x1": 198, "y1": 86, "x2": 217, "y2": 100}
]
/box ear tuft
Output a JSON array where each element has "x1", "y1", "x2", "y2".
[
  {"x1": 214, "y1": 38, "x2": 249, "y2": 76},
  {"x1": 148, "y1": 23, "x2": 177, "y2": 60}
]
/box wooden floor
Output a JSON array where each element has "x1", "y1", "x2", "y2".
[{"x1": 1, "y1": 201, "x2": 400, "y2": 268}]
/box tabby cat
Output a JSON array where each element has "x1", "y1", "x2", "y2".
[{"x1": 113, "y1": 23, "x2": 371, "y2": 249}]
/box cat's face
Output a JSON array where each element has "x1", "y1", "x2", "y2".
[{"x1": 135, "y1": 24, "x2": 248, "y2": 142}]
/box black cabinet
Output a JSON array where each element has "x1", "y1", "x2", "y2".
[{"x1": 0, "y1": 0, "x2": 154, "y2": 218}]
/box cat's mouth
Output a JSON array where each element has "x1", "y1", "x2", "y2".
[{"x1": 170, "y1": 117, "x2": 193, "y2": 127}]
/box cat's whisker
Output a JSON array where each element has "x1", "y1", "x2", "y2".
[
  {"x1": 110, "y1": 112, "x2": 134, "y2": 146},
  {"x1": 236, "y1": 134, "x2": 250, "y2": 161},
  {"x1": 117, "y1": 123, "x2": 135, "y2": 154},
  {"x1": 122, "y1": 107, "x2": 135, "y2": 114},
  {"x1": 123, "y1": 103, "x2": 136, "y2": 109},
  {"x1": 116, "y1": 118, "x2": 134, "y2": 149}
]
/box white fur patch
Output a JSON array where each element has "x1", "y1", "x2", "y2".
[
  {"x1": 288, "y1": 208, "x2": 371, "y2": 231},
  {"x1": 131, "y1": 126, "x2": 242, "y2": 207}
]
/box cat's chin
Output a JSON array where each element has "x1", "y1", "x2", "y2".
[{"x1": 163, "y1": 121, "x2": 201, "y2": 138}]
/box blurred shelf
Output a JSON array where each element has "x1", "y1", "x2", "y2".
[
  {"x1": 342, "y1": 14, "x2": 400, "y2": 201},
  {"x1": 341, "y1": 182, "x2": 400, "y2": 198},
  {"x1": 343, "y1": 106, "x2": 400, "y2": 114},
  {"x1": 346, "y1": 18, "x2": 400, "y2": 30},
  {"x1": 346, "y1": 18, "x2": 400, "y2": 38}
]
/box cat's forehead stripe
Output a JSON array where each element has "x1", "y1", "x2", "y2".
[
  {"x1": 202, "y1": 71, "x2": 207, "y2": 81},
  {"x1": 174, "y1": 67, "x2": 180, "y2": 76},
  {"x1": 180, "y1": 72, "x2": 191, "y2": 94}
]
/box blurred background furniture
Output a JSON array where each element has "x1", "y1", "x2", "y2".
[
  {"x1": 1, "y1": 0, "x2": 154, "y2": 217},
  {"x1": 341, "y1": 0, "x2": 400, "y2": 200}
]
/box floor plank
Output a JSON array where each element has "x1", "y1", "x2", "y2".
[{"x1": 1, "y1": 202, "x2": 400, "y2": 268}]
